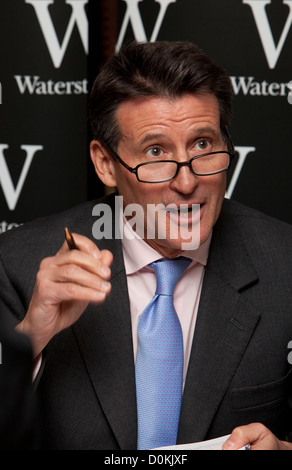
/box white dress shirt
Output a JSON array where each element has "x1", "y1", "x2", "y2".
[{"x1": 121, "y1": 217, "x2": 211, "y2": 386}]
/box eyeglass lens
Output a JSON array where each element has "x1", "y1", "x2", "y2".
[{"x1": 137, "y1": 152, "x2": 230, "y2": 182}]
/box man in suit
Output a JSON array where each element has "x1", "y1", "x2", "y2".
[{"x1": 0, "y1": 41, "x2": 291, "y2": 450}]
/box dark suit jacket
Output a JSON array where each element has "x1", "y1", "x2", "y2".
[
  {"x1": 0, "y1": 301, "x2": 38, "y2": 449},
  {"x1": 0, "y1": 194, "x2": 291, "y2": 449}
]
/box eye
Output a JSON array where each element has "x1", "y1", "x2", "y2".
[
  {"x1": 195, "y1": 139, "x2": 210, "y2": 151},
  {"x1": 146, "y1": 147, "x2": 163, "y2": 158}
]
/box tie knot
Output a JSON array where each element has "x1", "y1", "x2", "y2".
[{"x1": 149, "y1": 257, "x2": 191, "y2": 295}]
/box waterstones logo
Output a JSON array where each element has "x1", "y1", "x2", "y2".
[
  {"x1": 20, "y1": 1, "x2": 89, "y2": 97},
  {"x1": 14, "y1": 75, "x2": 88, "y2": 96},
  {"x1": 230, "y1": 76, "x2": 291, "y2": 97}
]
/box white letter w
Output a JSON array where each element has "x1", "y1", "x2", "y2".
[
  {"x1": 25, "y1": 0, "x2": 88, "y2": 68},
  {"x1": 243, "y1": 0, "x2": 292, "y2": 69},
  {"x1": 116, "y1": 0, "x2": 176, "y2": 51}
]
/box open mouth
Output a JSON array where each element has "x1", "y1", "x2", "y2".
[
  {"x1": 165, "y1": 203, "x2": 201, "y2": 225},
  {"x1": 142, "y1": 201, "x2": 202, "y2": 249},
  {"x1": 163, "y1": 203, "x2": 201, "y2": 249}
]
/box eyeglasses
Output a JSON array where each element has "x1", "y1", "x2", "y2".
[
  {"x1": 105, "y1": 132, "x2": 234, "y2": 184},
  {"x1": 107, "y1": 148, "x2": 234, "y2": 183}
]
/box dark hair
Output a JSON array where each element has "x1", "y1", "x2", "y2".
[{"x1": 89, "y1": 41, "x2": 233, "y2": 150}]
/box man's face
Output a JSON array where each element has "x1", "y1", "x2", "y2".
[{"x1": 111, "y1": 93, "x2": 227, "y2": 258}]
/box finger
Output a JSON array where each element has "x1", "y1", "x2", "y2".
[
  {"x1": 58, "y1": 233, "x2": 113, "y2": 278},
  {"x1": 49, "y1": 263, "x2": 111, "y2": 293},
  {"x1": 52, "y1": 250, "x2": 111, "y2": 280},
  {"x1": 70, "y1": 235, "x2": 114, "y2": 269},
  {"x1": 58, "y1": 232, "x2": 103, "y2": 260},
  {"x1": 36, "y1": 262, "x2": 111, "y2": 305},
  {"x1": 222, "y1": 423, "x2": 271, "y2": 450},
  {"x1": 37, "y1": 235, "x2": 113, "y2": 299},
  {"x1": 100, "y1": 249, "x2": 114, "y2": 268},
  {"x1": 36, "y1": 276, "x2": 110, "y2": 305},
  {"x1": 55, "y1": 280, "x2": 110, "y2": 303}
]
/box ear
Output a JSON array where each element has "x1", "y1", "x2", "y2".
[{"x1": 90, "y1": 140, "x2": 117, "y2": 187}]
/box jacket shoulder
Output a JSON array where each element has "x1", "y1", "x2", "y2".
[
  {"x1": 221, "y1": 198, "x2": 292, "y2": 229},
  {"x1": 219, "y1": 198, "x2": 292, "y2": 251},
  {"x1": 0, "y1": 195, "x2": 115, "y2": 269}
]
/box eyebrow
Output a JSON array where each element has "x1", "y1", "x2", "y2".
[
  {"x1": 190, "y1": 126, "x2": 220, "y2": 138},
  {"x1": 139, "y1": 127, "x2": 220, "y2": 147},
  {"x1": 139, "y1": 133, "x2": 167, "y2": 146}
]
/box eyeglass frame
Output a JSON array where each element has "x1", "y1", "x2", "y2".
[{"x1": 104, "y1": 127, "x2": 235, "y2": 184}]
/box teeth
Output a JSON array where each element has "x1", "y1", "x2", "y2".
[
  {"x1": 167, "y1": 207, "x2": 193, "y2": 214},
  {"x1": 165, "y1": 203, "x2": 200, "y2": 216}
]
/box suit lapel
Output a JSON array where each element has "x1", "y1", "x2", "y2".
[
  {"x1": 72, "y1": 197, "x2": 137, "y2": 449},
  {"x1": 178, "y1": 203, "x2": 261, "y2": 443},
  {"x1": 73, "y1": 265, "x2": 137, "y2": 449}
]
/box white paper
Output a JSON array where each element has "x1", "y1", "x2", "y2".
[{"x1": 153, "y1": 434, "x2": 250, "y2": 450}]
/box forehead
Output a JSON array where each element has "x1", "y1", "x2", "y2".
[{"x1": 115, "y1": 93, "x2": 221, "y2": 145}]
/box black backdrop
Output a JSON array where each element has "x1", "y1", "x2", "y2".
[
  {"x1": 1, "y1": 0, "x2": 291, "y2": 235},
  {"x1": 0, "y1": 0, "x2": 90, "y2": 231}
]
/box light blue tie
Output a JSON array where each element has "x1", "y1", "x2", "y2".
[{"x1": 135, "y1": 257, "x2": 191, "y2": 450}]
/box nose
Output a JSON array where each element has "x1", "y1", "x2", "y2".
[{"x1": 169, "y1": 160, "x2": 199, "y2": 194}]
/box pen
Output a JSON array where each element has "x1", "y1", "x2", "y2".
[{"x1": 64, "y1": 227, "x2": 78, "y2": 250}]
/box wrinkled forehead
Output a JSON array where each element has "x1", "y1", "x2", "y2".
[{"x1": 115, "y1": 93, "x2": 221, "y2": 145}]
